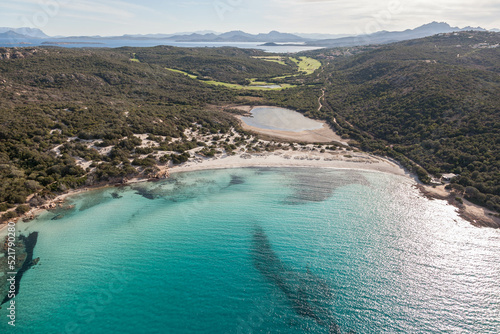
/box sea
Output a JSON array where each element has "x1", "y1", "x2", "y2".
[
  {"x1": 0, "y1": 39, "x2": 323, "y2": 53},
  {"x1": 0, "y1": 168, "x2": 499, "y2": 333}
]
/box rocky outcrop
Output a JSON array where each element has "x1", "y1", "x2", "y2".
[{"x1": 0, "y1": 47, "x2": 44, "y2": 61}]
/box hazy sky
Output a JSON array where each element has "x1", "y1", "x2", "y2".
[{"x1": 1, "y1": 0, "x2": 499, "y2": 36}]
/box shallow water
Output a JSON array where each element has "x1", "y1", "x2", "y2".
[
  {"x1": 241, "y1": 107, "x2": 324, "y2": 132},
  {"x1": 1, "y1": 168, "x2": 499, "y2": 333}
]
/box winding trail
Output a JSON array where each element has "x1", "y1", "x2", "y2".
[
  {"x1": 315, "y1": 62, "x2": 348, "y2": 144},
  {"x1": 318, "y1": 88, "x2": 325, "y2": 112},
  {"x1": 317, "y1": 62, "x2": 329, "y2": 113}
]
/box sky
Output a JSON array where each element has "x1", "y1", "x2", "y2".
[{"x1": 0, "y1": 0, "x2": 499, "y2": 36}]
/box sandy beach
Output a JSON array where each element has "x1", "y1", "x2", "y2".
[
  {"x1": 0, "y1": 149, "x2": 405, "y2": 234},
  {"x1": 168, "y1": 149, "x2": 405, "y2": 176},
  {"x1": 1, "y1": 148, "x2": 497, "y2": 232}
]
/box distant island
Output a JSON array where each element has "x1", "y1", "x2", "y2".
[{"x1": 41, "y1": 41, "x2": 105, "y2": 45}]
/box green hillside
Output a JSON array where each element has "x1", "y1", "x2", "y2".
[
  {"x1": 0, "y1": 31, "x2": 499, "y2": 218},
  {"x1": 129, "y1": 46, "x2": 294, "y2": 84},
  {"x1": 292, "y1": 31, "x2": 500, "y2": 211},
  {"x1": 0, "y1": 47, "x2": 240, "y2": 214}
]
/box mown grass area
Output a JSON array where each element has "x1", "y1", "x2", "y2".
[
  {"x1": 290, "y1": 57, "x2": 322, "y2": 75},
  {"x1": 252, "y1": 56, "x2": 322, "y2": 75},
  {"x1": 1, "y1": 32, "x2": 499, "y2": 218},
  {"x1": 204, "y1": 80, "x2": 294, "y2": 90},
  {"x1": 262, "y1": 57, "x2": 322, "y2": 81},
  {"x1": 251, "y1": 56, "x2": 288, "y2": 66},
  {"x1": 164, "y1": 55, "x2": 321, "y2": 90},
  {"x1": 129, "y1": 53, "x2": 140, "y2": 62},
  {"x1": 166, "y1": 68, "x2": 197, "y2": 79},
  {"x1": 165, "y1": 68, "x2": 295, "y2": 90}
]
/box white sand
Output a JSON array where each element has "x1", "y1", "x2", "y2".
[
  {"x1": 0, "y1": 150, "x2": 407, "y2": 234},
  {"x1": 169, "y1": 150, "x2": 407, "y2": 176},
  {"x1": 3, "y1": 150, "x2": 497, "y2": 234}
]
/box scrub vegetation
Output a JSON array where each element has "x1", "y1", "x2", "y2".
[{"x1": 0, "y1": 30, "x2": 499, "y2": 218}]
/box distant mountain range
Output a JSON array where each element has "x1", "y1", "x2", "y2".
[
  {"x1": 50, "y1": 30, "x2": 310, "y2": 43},
  {"x1": 122, "y1": 30, "x2": 220, "y2": 39},
  {"x1": 304, "y1": 22, "x2": 489, "y2": 47},
  {"x1": 0, "y1": 27, "x2": 48, "y2": 39},
  {"x1": 0, "y1": 31, "x2": 27, "y2": 39},
  {"x1": 0, "y1": 22, "x2": 497, "y2": 48},
  {"x1": 294, "y1": 33, "x2": 351, "y2": 40},
  {"x1": 170, "y1": 30, "x2": 310, "y2": 43}
]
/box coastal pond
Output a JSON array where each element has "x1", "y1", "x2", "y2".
[{"x1": 240, "y1": 106, "x2": 324, "y2": 132}]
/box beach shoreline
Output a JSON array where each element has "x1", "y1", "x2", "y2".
[
  {"x1": 168, "y1": 150, "x2": 406, "y2": 176},
  {"x1": 1, "y1": 149, "x2": 497, "y2": 233},
  {"x1": 0, "y1": 149, "x2": 404, "y2": 233},
  {"x1": 417, "y1": 184, "x2": 500, "y2": 229}
]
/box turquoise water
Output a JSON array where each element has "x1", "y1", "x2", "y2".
[
  {"x1": 1, "y1": 168, "x2": 499, "y2": 333},
  {"x1": 241, "y1": 107, "x2": 324, "y2": 132}
]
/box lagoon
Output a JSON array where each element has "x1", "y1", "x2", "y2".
[{"x1": 241, "y1": 107, "x2": 324, "y2": 132}]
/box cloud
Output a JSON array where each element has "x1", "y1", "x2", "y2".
[
  {"x1": 61, "y1": 1, "x2": 135, "y2": 19},
  {"x1": 7, "y1": 0, "x2": 158, "y2": 20},
  {"x1": 250, "y1": 0, "x2": 500, "y2": 33},
  {"x1": 1, "y1": 0, "x2": 498, "y2": 35}
]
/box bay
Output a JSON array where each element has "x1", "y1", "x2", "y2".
[{"x1": 1, "y1": 168, "x2": 499, "y2": 333}]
